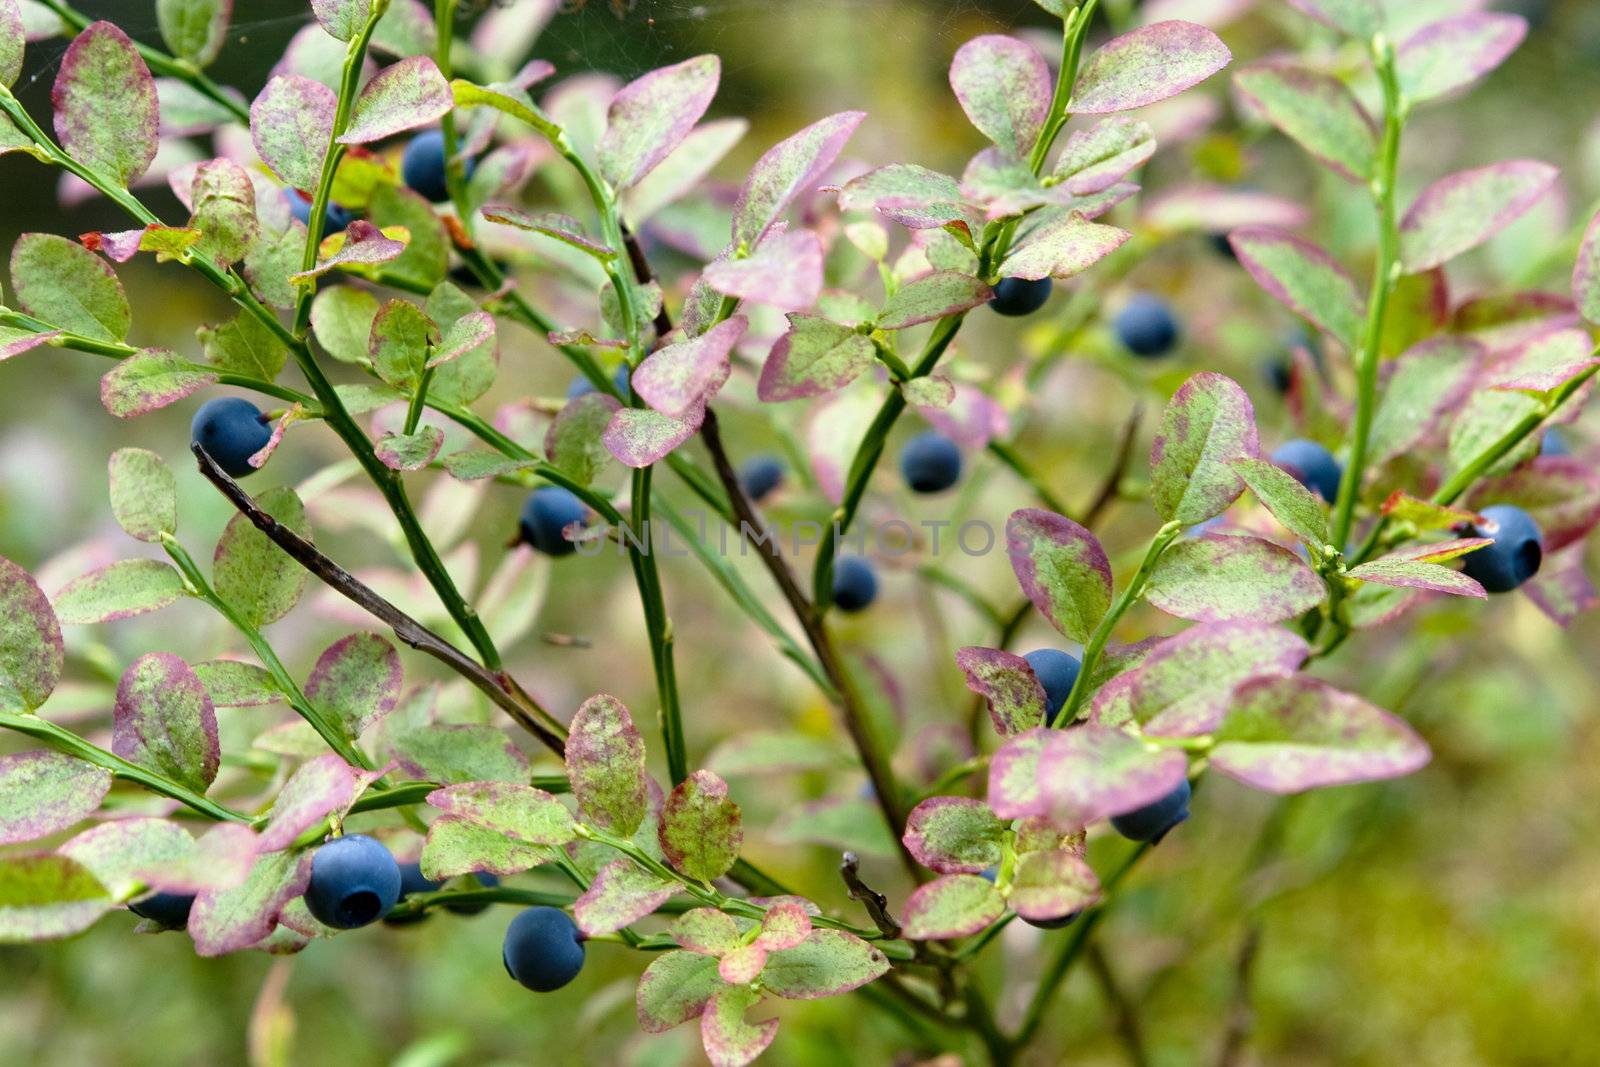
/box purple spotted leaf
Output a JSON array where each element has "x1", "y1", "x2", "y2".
[
  {"x1": 1346, "y1": 556, "x2": 1486, "y2": 598},
  {"x1": 52, "y1": 21, "x2": 158, "y2": 187},
  {"x1": 757, "y1": 313, "x2": 876, "y2": 402},
  {"x1": 1069, "y1": 20, "x2": 1231, "y2": 114},
  {"x1": 426, "y1": 781, "x2": 576, "y2": 845},
  {"x1": 1447, "y1": 389, "x2": 1545, "y2": 480},
  {"x1": 599, "y1": 54, "x2": 720, "y2": 191},
  {"x1": 1144, "y1": 184, "x2": 1310, "y2": 233},
  {"x1": 701, "y1": 986, "x2": 777, "y2": 1067},
  {"x1": 1053, "y1": 117, "x2": 1156, "y2": 195},
  {"x1": 1006, "y1": 509, "x2": 1113, "y2": 643},
  {"x1": 0, "y1": 751, "x2": 111, "y2": 845},
  {"x1": 1229, "y1": 228, "x2": 1364, "y2": 349},
  {"x1": 52, "y1": 559, "x2": 186, "y2": 624},
  {"x1": 622, "y1": 117, "x2": 748, "y2": 225},
  {"x1": 703, "y1": 228, "x2": 824, "y2": 312},
  {"x1": 1382, "y1": 538, "x2": 1493, "y2": 565},
  {"x1": 673, "y1": 908, "x2": 742, "y2": 955},
  {"x1": 1212, "y1": 675, "x2": 1430, "y2": 794},
  {"x1": 660, "y1": 770, "x2": 742, "y2": 882},
  {"x1": 1524, "y1": 545, "x2": 1599, "y2": 626},
  {"x1": 1009, "y1": 849, "x2": 1101, "y2": 923},
  {"x1": 483, "y1": 207, "x2": 615, "y2": 259},
  {"x1": 604, "y1": 404, "x2": 705, "y2": 468},
  {"x1": 1574, "y1": 210, "x2": 1600, "y2": 325},
  {"x1": 1400, "y1": 160, "x2": 1558, "y2": 274},
  {"x1": 193, "y1": 660, "x2": 280, "y2": 709},
  {"x1": 1487, "y1": 327, "x2": 1600, "y2": 396},
  {"x1": 877, "y1": 271, "x2": 992, "y2": 329},
  {"x1": 57, "y1": 818, "x2": 197, "y2": 899},
  {"x1": 374, "y1": 426, "x2": 444, "y2": 472},
  {"x1": 188, "y1": 848, "x2": 311, "y2": 956},
  {"x1": 567, "y1": 693, "x2": 649, "y2": 836},
  {"x1": 1149, "y1": 372, "x2": 1260, "y2": 526},
  {"x1": 0, "y1": 328, "x2": 59, "y2": 362},
  {"x1": 0, "y1": 557, "x2": 63, "y2": 713},
  {"x1": 187, "y1": 157, "x2": 257, "y2": 267},
  {"x1": 0, "y1": 854, "x2": 111, "y2": 942},
  {"x1": 420, "y1": 816, "x2": 545, "y2": 880},
  {"x1": 1129, "y1": 621, "x2": 1310, "y2": 737},
  {"x1": 838, "y1": 163, "x2": 977, "y2": 233},
  {"x1": 1144, "y1": 533, "x2": 1325, "y2": 623},
  {"x1": 761, "y1": 929, "x2": 890, "y2": 998},
  {"x1": 256, "y1": 755, "x2": 365, "y2": 851},
  {"x1": 100, "y1": 350, "x2": 215, "y2": 418},
  {"x1": 636, "y1": 950, "x2": 725, "y2": 1033},
  {"x1": 955, "y1": 646, "x2": 1047, "y2": 736},
  {"x1": 732, "y1": 110, "x2": 865, "y2": 247},
  {"x1": 998, "y1": 212, "x2": 1131, "y2": 281},
  {"x1": 292, "y1": 220, "x2": 408, "y2": 283},
  {"x1": 423, "y1": 311, "x2": 494, "y2": 373},
  {"x1": 251, "y1": 74, "x2": 336, "y2": 191},
  {"x1": 987, "y1": 727, "x2": 1050, "y2": 819},
  {"x1": 106, "y1": 449, "x2": 176, "y2": 545},
  {"x1": 1370, "y1": 337, "x2": 1484, "y2": 462},
  {"x1": 0, "y1": 0, "x2": 22, "y2": 88},
  {"x1": 155, "y1": 0, "x2": 231, "y2": 67},
  {"x1": 575, "y1": 859, "x2": 677, "y2": 937},
  {"x1": 389, "y1": 722, "x2": 528, "y2": 786},
  {"x1": 212, "y1": 485, "x2": 310, "y2": 628},
  {"x1": 118, "y1": 822, "x2": 261, "y2": 897},
  {"x1": 1398, "y1": 13, "x2": 1526, "y2": 106},
  {"x1": 949, "y1": 34, "x2": 1051, "y2": 159},
  {"x1": 11, "y1": 232, "x2": 131, "y2": 342},
  {"x1": 902, "y1": 374, "x2": 955, "y2": 409},
  {"x1": 1285, "y1": 0, "x2": 1382, "y2": 36},
  {"x1": 900, "y1": 874, "x2": 1005, "y2": 940},
  {"x1": 545, "y1": 392, "x2": 620, "y2": 487},
  {"x1": 367, "y1": 298, "x2": 435, "y2": 391},
  {"x1": 1232, "y1": 61, "x2": 1375, "y2": 182},
  {"x1": 755, "y1": 902, "x2": 812, "y2": 951},
  {"x1": 112, "y1": 653, "x2": 219, "y2": 794},
  {"x1": 311, "y1": 0, "x2": 371, "y2": 41},
  {"x1": 305, "y1": 633, "x2": 402, "y2": 741},
  {"x1": 1232, "y1": 457, "x2": 1329, "y2": 547},
  {"x1": 633, "y1": 317, "x2": 747, "y2": 418},
  {"x1": 1039, "y1": 724, "x2": 1190, "y2": 830},
  {"x1": 903, "y1": 797, "x2": 1005, "y2": 874},
  {"x1": 338, "y1": 56, "x2": 451, "y2": 144},
  {"x1": 717, "y1": 945, "x2": 767, "y2": 987}
]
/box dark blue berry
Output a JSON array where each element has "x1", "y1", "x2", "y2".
[
  {"x1": 1208, "y1": 232, "x2": 1237, "y2": 261},
  {"x1": 1270, "y1": 439, "x2": 1343, "y2": 503},
  {"x1": 1460, "y1": 504, "x2": 1543, "y2": 594},
  {"x1": 1541, "y1": 429, "x2": 1569, "y2": 456},
  {"x1": 191, "y1": 396, "x2": 273, "y2": 478},
  {"x1": 384, "y1": 861, "x2": 442, "y2": 926},
  {"x1": 519, "y1": 487, "x2": 589, "y2": 556},
  {"x1": 899, "y1": 431, "x2": 963, "y2": 493},
  {"x1": 1110, "y1": 779, "x2": 1191, "y2": 843},
  {"x1": 1023, "y1": 909, "x2": 1081, "y2": 930},
  {"x1": 1113, "y1": 293, "x2": 1180, "y2": 358},
  {"x1": 402, "y1": 130, "x2": 477, "y2": 204},
  {"x1": 502, "y1": 906, "x2": 586, "y2": 992},
  {"x1": 283, "y1": 188, "x2": 352, "y2": 235},
  {"x1": 304, "y1": 834, "x2": 402, "y2": 929},
  {"x1": 443, "y1": 872, "x2": 500, "y2": 916},
  {"x1": 128, "y1": 891, "x2": 195, "y2": 929},
  {"x1": 989, "y1": 276, "x2": 1053, "y2": 317},
  {"x1": 979, "y1": 865, "x2": 998, "y2": 884},
  {"x1": 1023, "y1": 649, "x2": 1081, "y2": 726},
  {"x1": 832, "y1": 556, "x2": 879, "y2": 613},
  {"x1": 739, "y1": 454, "x2": 786, "y2": 502}
]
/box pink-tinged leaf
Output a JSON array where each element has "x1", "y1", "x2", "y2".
[
  {"x1": 1143, "y1": 184, "x2": 1309, "y2": 233},
  {"x1": 107, "y1": 448, "x2": 176, "y2": 545},
  {"x1": 0, "y1": 0, "x2": 22, "y2": 88},
  {"x1": 757, "y1": 313, "x2": 876, "y2": 402},
  {"x1": 1524, "y1": 544, "x2": 1599, "y2": 626},
  {"x1": 1069, "y1": 20, "x2": 1231, "y2": 115},
  {"x1": 949, "y1": 34, "x2": 1051, "y2": 159},
  {"x1": 544, "y1": 392, "x2": 620, "y2": 487},
  {"x1": 805, "y1": 388, "x2": 880, "y2": 503},
  {"x1": 427, "y1": 311, "x2": 495, "y2": 371},
  {"x1": 292, "y1": 220, "x2": 408, "y2": 282},
  {"x1": 1370, "y1": 337, "x2": 1483, "y2": 462},
  {"x1": 604, "y1": 404, "x2": 705, "y2": 467},
  {"x1": 755, "y1": 902, "x2": 812, "y2": 951},
  {"x1": 305, "y1": 632, "x2": 402, "y2": 740},
  {"x1": 1398, "y1": 14, "x2": 1526, "y2": 106},
  {"x1": 389, "y1": 722, "x2": 528, "y2": 785},
  {"x1": 1232, "y1": 457, "x2": 1329, "y2": 547},
  {"x1": 187, "y1": 157, "x2": 257, "y2": 266},
  {"x1": 250, "y1": 74, "x2": 336, "y2": 190},
  {"x1": 1053, "y1": 117, "x2": 1156, "y2": 195},
  {"x1": 258, "y1": 755, "x2": 364, "y2": 851},
  {"x1": 1454, "y1": 291, "x2": 1578, "y2": 353},
  {"x1": 1088, "y1": 670, "x2": 1139, "y2": 729},
  {"x1": 877, "y1": 271, "x2": 992, "y2": 329},
  {"x1": 1149, "y1": 372, "x2": 1260, "y2": 526},
  {"x1": 622, "y1": 116, "x2": 748, "y2": 225},
  {"x1": 142, "y1": 823, "x2": 260, "y2": 895},
  {"x1": 419, "y1": 815, "x2": 545, "y2": 880},
  {"x1": 188, "y1": 848, "x2": 311, "y2": 956},
  {"x1": 761, "y1": 929, "x2": 890, "y2": 999},
  {"x1": 566, "y1": 693, "x2": 649, "y2": 837},
  {"x1": 999, "y1": 212, "x2": 1131, "y2": 281},
  {"x1": 900, "y1": 874, "x2": 1004, "y2": 940},
  {"x1": 659, "y1": 770, "x2": 742, "y2": 882},
  {"x1": 633, "y1": 316, "x2": 747, "y2": 418},
  {"x1": 52, "y1": 558, "x2": 186, "y2": 623},
  {"x1": 426, "y1": 781, "x2": 576, "y2": 845},
  {"x1": 58, "y1": 818, "x2": 197, "y2": 899},
  {"x1": 838, "y1": 163, "x2": 976, "y2": 232},
  {"x1": 1469, "y1": 457, "x2": 1600, "y2": 553},
  {"x1": 716, "y1": 945, "x2": 767, "y2": 987},
  {"x1": 1010, "y1": 848, "x2": 1101, "y2": 923},
  {"x1": 673, "y1": 908, "x2": 742, "y2": 955},
  {"x1": 903, "y1": 796, "x2": 1005, "y2": 874},
  {"x1": 212, "y1": 485, "x2": 310, "y2": 628},
  {"x1": 1574, "y1": 211, "x2": 1600, "y2": 326},
  {"x1": 1211, "y1": 675, "x2": 1431, "y2": 794},
  {"x1": 338, "y1": 56, "x2": 452, "y2": 144},
  {"x1": 374, "y1": 426, "x2": 444, "y2": 471},
  {"x1": 733, "y1": 110, "x2": 866, "y2": 246},
  {"x1": 311, "y1": 0, "x2": 371, "y2": 41},
  {"x1": 701, "y1": 987, "x2": 777, "y2": 1067},
  {"x1": 52, "y1": 22, "x2": 159, "y2": 187},
  {"x1": 987, "y1": 728, "x2": 1050, "y2": 820},
  {"x1": 1285, "y1": 0, "x2": 1381, "y2": 36},
  {"x1": 100, "y1": 350, "x2": 215, "y2": 418},
  {"x1": 922, "y1": 382, "x2": 1011, "y2": 449},
  {"x1": 484, "y1": 207, "x2": 615, "y2": 258},
  {"x1": 1130, "y1": 621, "x2": 1309, "y2": 737},
  {"x1": 0, "y1": 854, "x2": 112, "y2": 942},
  {"x1": 0, "y1": 328, "x2": 59, "y2": 362},
  {"x1": 1006, "y1": 508, "x2": 1113, "y2": 643},
  {"x1": 575, "y1": 858, "x2": 677, "y2": 936},
  {"x1": 12, "y1": 231, "x2": 131, "y2": 342},
  {"x1": 1400, "y1": 160, "x2": 1558, "y2": 273},
  {"x1": 1145, "y1": 533, "x2": 1325, "y2": 623},
  {"x1": 902, "y1": 374, "x2": 955, "y2": 409},
  {"x1": 1346, "y1": 556, "x2": 1486, "y2": 598},
  {"x1": 955, "y1": 646, "x2": 1047, "y2": 736},
  {"x1": 1230, "y1": 228, "x2": 1365, "y2": 349},
  {"x1": 1381, "y1": 538, "x2": 1493, "y2": 565},
  {"x1": 0, "y1": 751, "x2": 110, "y2": 845},
  {"x1": 113, "y1": 653, "x2": 219, "y2": 794},
  {"x1": 1232, "y1": 60, "x2": 1375, "y2": 182},
  {"x1": 1488, "y1": 327, "x2": 1600, "y2": 395},
  {"x1": 599, "y1": 54, "x2": 720, "y2": 191},
  {"x1": 637, "y1": 950, "x2": 726, "y2": 1033},
  {"x1": 0, "y1": 556, "x2": 64, "y2": 712},
  {"x1": 1039, "y1": 724, "x2": 1190, "y2": 829},
  {"x1": 703, "y1": 229, "x2": 824, "y2": 311}
]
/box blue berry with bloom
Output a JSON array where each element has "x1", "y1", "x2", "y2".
[
  {"x1": 1111, "y1": 779, "x2": 1191, "y2": 843},
  {"x1": 191, "y1": 397, "x2": 272, "y2": 478},
  {"x1": 304, "y1": 834, "x2": 402, "y2": 929},
  {"x1": 1460, "y1": 504, "x2": 1543, "y2": 593},
  {"x1": 739, "y1": 454, "x2": 786, "y2": 502},
  {"x1": 989, "y1": 276, "x2": 1052, "y2": 317},
  {"x1": 1113, "y1": 293, "x2": 1181, "y2": 357},
  {"x1": 1023, "y1": 649, "x2": 1081, "y2": 726},
  {"x1": 832, "y1": 557, "x2": 879, "y2": 613},
  {"x1": 899, "y1": 431, "x2": 962, "y2": 493},
  {"x1": 503, "y1": 907, "x2": 586, "y2": 992},
  {"x1": 402, "y1": 129, "x2": 477, "y2": 203},
  {"x1": 520, "y1": 487, "x2": 589, "y2": 556},
  {"x1": 1270, "y1": 439, "x2": 1343, "y2": 503}
]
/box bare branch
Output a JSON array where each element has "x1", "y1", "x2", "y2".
[
  {"x1": 840, "y1": 851, "x2": 903, "y2": 940},
  {"x1": 1080, "y1": 402, "x2": 1144, "y2": 530}
]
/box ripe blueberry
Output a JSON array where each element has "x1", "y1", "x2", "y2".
[
  {"x1": 739, "y1": 454, "x2": 786, "y2": 503},
  {"x1": 1270, "y1": 439, "x2": 1343, "y2": 503},
  {"x1": 1110, "y1": 779, "x2": 1191, "y2": 843},
  {"x1": 502, "y1": 906, "x2": 586, "y2": 992},
  {"x1": 191, "y1": 396, "x2": 273, "y2": 478},
  {"x1": 989, "y1": 276, "x2": 1053, "y2": 317},
  {"x1": 1113, "y1": 293, "x2": 1180, "y2": 358},
  {"x1": 832, "y1": 556, "x2": 879, "y2": 613},
  {"x1": 1023, "y1": 909, "x2": 1081, "y2": 931},
  {"x1": 444, "y1": 872, "x2": 501, "y2": 916},
  {"x1": 1023, "y1": 648, "x2": 1081, "y2": 726},
  {"x1": 283, "y1": 188, "x2": 352, "y2": 235},
  {"x1": 899, "y1": 431, "x2": 963, "y2": 494},
  {"x1": 304, "y1": 833, "x2": 402, "y2": 929},
  {"x1": 402, "y1": 130, "x2": 477, "y2": 204},
  {"x1": 1460, "y1": 504, "x2": 1543, "y2": 594},
  {"x1": 1541, "y1": 429, "x2": 1568, "y2": 456},
  {"x1": 519, "y1": 487, "x2": 589, "y2": 556},
  {"x1": 128, "y1": 891, "x2": 195, "y2": 928}
]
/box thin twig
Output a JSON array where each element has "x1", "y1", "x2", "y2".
[
  {"x1": 1214, "y1": 926, "x2": 1262, "y2": 1067},
  {"x1": 841, "y1": 851, "x2": 903, "y2": 940},
  {"x1": 1080, "y1": 402, "x2": 1144, "y2": 530},
  {"x1": 1088, "y1": 942, "x2": 1151, "y2": 1067}
]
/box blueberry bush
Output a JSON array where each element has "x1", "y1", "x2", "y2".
[{"x1": 0, "y1": 0, "x2": 1597, "y2": 1064}]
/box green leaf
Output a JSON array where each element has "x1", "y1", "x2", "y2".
[
  {"x1": 1369, "y1": 337, "x2": 1482, "y2": 463},
  {"x1": 374, "y1": 427, "x2": 444, "y2": 471},
  {"x1": 0, "y1": 750, "x2": 111, "y2": 845},
  {"x1": 0, "y1": 556, "x2": 64, "y2": 712},
  {"x1": 760, "y1": 929, "x2": 889, "y2": 999},
  {"x1": 1, "y1": 0, "x2": 25, "y2": 89},
  {"x1": 1574, "y1": 210, "x2": 1600, "y2": 326},
  {"x1": 449, "y1": 78, "x2": 561, "y2": 140},
  {"x1": 902, "y1": 797, "x2": 1004, "y2": 874},
  {"x1": 1286, "y1": 0, "x2": 1382, "y2": 36},
  {"x1": 1232, "y1": 457, "x2": 1329, "y2": 547},
  {"x1": 187, "y1": 157, "x2": 258, "y2": 267},
  {"x1": 212, "y1": 485, "x2": 310, "y2": 628},
  {"x1": 1400, "y1": 160, "x2": 1558, "y2": 274},
  {"x1": 545, "y1": 393, "x2": 620, "y2": 487},
  {"x1": 10, "y1": 232, "x2": 131, "y2": 342},
  {"x1": 1149, "y1": 372, "x2": 1260, "y2": 526},
  {"x1": 426, "y1": 781, "x2": 576, "y2": 846},
  {"x1": 1233, "y1": 61, "x2": 1374, "y2": 182},
  {"x1": 311, "y1": 285, "x2": 380, "y2": 364},
  {"x1": 876, "y1": 271, "x2": 991, "y2": 330},
  {"x1": 566, "y1": 694, "x2": 649, "y2": 837},
  {"x1": 733, "y1": 110, "x2": 864, "y2": 247},
  {"x1": 338, "y1": 56, "x2": 452, "y2": 145},
  {"x1": 189, "y1": 848, "x2": 310, "y2": 956},
  {"x1": 156, "y1": 0, "x2": 229, "y2": 66},
  {"x1": 369, "y1": 298, "x2": 435, "y2": 392},
  {"x1": 53, "y1": 559, "x2": 187, "y2": 624},
  {"x1": 52, "y1": 21, "x2": 158, "y2": 187},
  {"x1": 672, "y1": 907, "x2": 741, "y2": 954},
  {"x1": 1145, "y1": 533, "x2": 1325, "y2": 623},
  {"x1": 1005, "y1": 508, "x2": 1112, "y2": 643},
  {"x1": 1346, "y1": 555, "x2": 1487, "y2": 598},
  {"x1": 193, "y1": 659, "x2": 282, "y2": 707},
  {"x1": 107, "y1": 448, "x2": 177, "y2": 544},
  {"x1": 367, "y1": 183, "x2": 448, "y2": 292},
  {"x1": 1447, "y1": 388, "x2": 1543, "y2": 480},
  {"x1": 99, "y1": 350, "x2": 216, "y2": 418},
  {"x1": 756, "y1": 313, "x2": 875, "y2": 402},
  {"x1": 1229, "y1": 228, "x2": 1364, "y2": 350},
  {"x1": 704, "y1": 731, "x2": 852, "y2": 777},
  {"x1": 901, "y1": 873, "x2": 1005, "y2": 939},
  {"x1": 199, "y1": 310, "x2": 288, "y2": 382},
  {"x1": 574, "y1": 858, "x2": 677, "y2": 937},
  {"x1": 636, "y1": 950, "x2": 725, "y2": 1033},
  {"x1": 419, "y1": 815, "x2": 547, "y2": 881},
  {"x1": 113, "y1": 652, "x2": 219, "y2": 794},
  {"x1": 243, "y1": 213, "x2": 308, "y2": 310},
  {"x1": 0, "y1": 854, "x2": 112, "y2": 943},
  {"x1": 659, "y1": 770, "x2": 742, "y2": 882},
  {"x1": 305, "y1": 633, "x2": 401, "y2": 741},
  {"x1": 998, "y1": 211, "x2": 1130, "y2": 281},
  {"x1": 390, "y1": 723, "x2": 528, "y2": 785},
  {"x1": 258, "y1": 754, "x2": 371, "y2": 851}
]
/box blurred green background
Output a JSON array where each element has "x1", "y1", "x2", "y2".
[{"x1": 2, "y1": 1, "x2": 1600, "y2": 1065}]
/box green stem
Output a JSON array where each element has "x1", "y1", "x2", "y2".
[{"x1": 1028, "y1": 0, "x2": 1102, "y2": 175}]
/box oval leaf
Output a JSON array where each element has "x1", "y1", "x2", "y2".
[
  {"x1": 52, "y1": 21, "x2": 158, "y2": 187},
  {"x1": 1144, "y1": 533, "x2": 1326, "y2": 623},
  {"x1": 11, "y1": 232, "x2": 131, "y2": 342},
  {"x1": 0, "y1": 751, "x2": 111, "y2": 845},
  {"x1": 0, "y1": 556, "x2": 64, "y2": 712},
  {"x1": 212, "y1": 485, "x2": 310, "y2": 628},
  {"x1": 113, "y1": 652, "x2": 219, "y2": 794},
  {"x1": 949, "y1": 34, "x2": 1050, "y2": 159},
  {"x1": 1005, "y1": 509, "x2": 1113, "y2": 643},
  {"x1": 1069, "y1": 20, "x2": 1231, "y2": 115},
  {"x1": 1229, "y1": 228, "x2": 1364, "y2": 350},
  {"x1": 108, "y1": 448, "x2": 177, "y2": 543},
  {"x1": 53, "y1": 559, "x2": 186, "y2": 624},
  {"x1": 903, "y1": 797, "x2": 1005, "y2": 875},
  {"x1": 1149, "y1": 372, "x2": 1260, "y2": 526},
  {"x1": 900, "y1": 874, "x2": 1004, "y2": 940},
  {"x1": 305, "y1": 633, "x2": 402, "y2": 741},
  {"x1": 659, "y1": 770, "x2": 742, "y2": 882},
  {"x1": 1399, "y1": 160, "x2": 1558, "y2": 274},
  {"x1": 338, "y1": 55, "x2": 452, "y2": 145},
  {"x1": 567, "y1": 694, "x2": 649, "y2": 836},
  {"x1": 599, "y1": 54, "x2": 720, "y2": 191}
]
